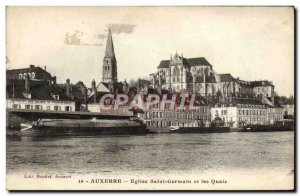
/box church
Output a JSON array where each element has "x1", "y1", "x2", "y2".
[
  {"x1": 87, "y1": 29, "x2": 129, "y2": 104},
  {"x1": 149, "y1": 52, "x2": 275, "y2": 105},
  {"x1": 88, "y1": 29, "x2": 275, "y2": 107}
]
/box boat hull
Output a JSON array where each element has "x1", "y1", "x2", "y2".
[
  {"x1": 21, "y1": 119, "x2": 148, "y2": 136},
  {"x1": 28, "y1": 126, "x2": 148, "y2": 136},
  {"x1": 241, "y1": 125, "x2": 294, "y2": 132},
  {"x1": 172, "y1": 127, "x2": 231, "y2": 133}
]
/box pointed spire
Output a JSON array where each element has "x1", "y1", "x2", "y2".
[{"x1": 105, "y1": 29, "x2": 115, "y2": 58}]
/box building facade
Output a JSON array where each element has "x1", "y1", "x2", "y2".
[
  {"x1": 283, "y1": 104, "x2": 294, "y2": 116},
  {"x1": 139, "y1": 101, "x2": 211, "y2": 128},
  {"x1": 266, "y1": 106, "x2": 284, "y2": 124},
  {"x1": 6, "y1": 98, "x2": 75, "y2": 112},
  {"x1": 6, "y1": 71, "x2": 86, "y2": 112},
  {"x1": 211, "y1": 103, "x2": 267, "y2": 128}
]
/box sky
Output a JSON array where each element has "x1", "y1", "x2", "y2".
[{"x1": 6, "y1": 6, "x2": 294, "y2": 96}]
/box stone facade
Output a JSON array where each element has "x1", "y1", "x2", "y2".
[
  {"x1": 211, "y1": 103, "x2": 267, "y2": 128},
  {"x1": 139, "y1": 102, "x2": 211, "y2": 128}
]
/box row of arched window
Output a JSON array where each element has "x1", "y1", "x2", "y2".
[{"x1": 19, "y1": 72, "x2": 35, "y2": 79}]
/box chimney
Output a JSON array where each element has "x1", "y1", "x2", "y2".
[
  {"x1": 23, "y1": 74, "x2": 32, "y2": 99},
  {"x1": 25, "y1": 74, "x2": 30, "y2": 91},
  {"x1": 44, "y1": 66, "x2": 47, "y2": 71},
  {"x1": 84, "y1": 87, "x2": 88, "y2": 105},
  {"x1": 66, "y1": 79, "x2": 70, "y2": 97},
  {"x1": 91, "y1": 79, "x2": 97, "y2": 103}
]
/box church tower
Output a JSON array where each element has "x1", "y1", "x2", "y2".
[{"x1": 102, "y1": 29, "x2": 117, "y2": 83}]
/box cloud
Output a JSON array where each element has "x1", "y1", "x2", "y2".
[
  {"x1": 106, "y1": 23, "x2": 137, "y2": 34},
  {"x1": 65, "y1": 31, "x2": 103, "y2": 46},
  {"x1": 96, "y1": 33, "x2": 107, "y2": 39},
  {"x1": 64, "y1": 23, "x2": 136, "y2": 46}
]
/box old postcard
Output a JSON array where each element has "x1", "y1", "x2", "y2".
[{"x1": 6, "y1": 6, "x2": 294, "y2": 191}]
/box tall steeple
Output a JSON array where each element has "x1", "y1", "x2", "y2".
[
  {"x1": 102, "y1": 29, "x2": 118, "y2": 83},
  {"x1": 105, "y1": 29, "x2": 116, "y2": 58}
]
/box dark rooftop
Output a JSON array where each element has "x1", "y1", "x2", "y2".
[{"x1": 158, "y1": 57, "x2": 212, "y2": 69}]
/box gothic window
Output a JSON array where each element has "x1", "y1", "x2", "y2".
[
  {"x1": 193, "y1": 68, "x2": 196, "y2": 72},
  {"x1": 197, "y1": 84, "x2": 203, "y2": 93},
  {"x1": 106, "y1": 59, "x2": 109, "y2": 64},
  {"x1": 173, "y1": 66, "x2": 180, "y2": 82},
  {"x1": 227, "y1": 86, "x2": 230, "y2": 95}
]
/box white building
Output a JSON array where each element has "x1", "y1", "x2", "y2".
[
  {"x1": 6, "y1": 98, "x2": 76, "y2": 112},
  {"x1": 211, "y1": 101, "x2": 268, "y2": 128}
]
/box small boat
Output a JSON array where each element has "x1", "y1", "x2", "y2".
[
  {"x1": 20, "y1": 123, "x2": 33, "y2": 132},
  {"x1": 147, "y1": 126, "x2": 171, "y2": 133},
  {"x1": 169, "y1": 126, "x2": 180, "y2": 131}
]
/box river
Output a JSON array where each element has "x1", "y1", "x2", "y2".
[{"x1": 7, "y1": 131, "x2": 294, "y2": 177}]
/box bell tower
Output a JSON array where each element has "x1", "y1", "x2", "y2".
[{"x1": 102, "y1": 29, "x2": 117, "y2": 83}]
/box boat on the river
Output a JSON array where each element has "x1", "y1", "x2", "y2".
[
  {"x1": 20, "y1": 118, "x2": 148, "y2": 135},
  {"x1": 171, "y1": 126, "x2": 231, "y2": 133},
  {"x1": 147, "y1": 125, "x2": 230, "y2": 134},
  {"x1": 241, "y1": 119, "x2": 294, "y2": 132},
  {"x1": 146, "y1": 125, "x2": 180, "y2": 133}
]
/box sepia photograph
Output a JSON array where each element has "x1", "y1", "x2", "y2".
[{"x1": 5, "y1": 6, "x2": 295, "y2": 191}]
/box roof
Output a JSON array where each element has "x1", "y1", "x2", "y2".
[
  {"x1": 98, "y1": 82, "x2": 124, "y2": 93},
  {"x1": 158, "y1": 60, "x2": 171, "y2": 69},
  {"x1": 157, "y1": 57, "x2": 212, "y2": 69},
  {"x1": 251, "y1": 80, "x2": 274, "y2": 87},
  {"x1": 87, "y1": 92, "x2": 112, "y2": 104},
  {"x1": 6, "y1": 79, "x2": 86, "y2": 101},
  {"x1": 104, "y1": 29, "x2": 116, "y2": 58},
  {"x1": 6, "y1": 65, "x2": 54, "y2": 81},
  {"x1": 188, "y1": 57, "x2": 212, "y2": 67},
  {"x1": 233, "y1": 98, "x2": 264, "y2": 106},
  {"x1": 219, "y1": 73, "x2": 235, "y2": 82}
]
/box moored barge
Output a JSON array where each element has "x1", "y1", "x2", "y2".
[
  {"x1": 241, "y1": 120, "x2": 294, "y2": 132},
  {"x1": 20, "y1": 118, "x2": 148, "y2": 136}
]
